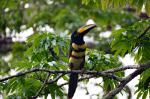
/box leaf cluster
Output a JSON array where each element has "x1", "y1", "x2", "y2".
[{"x1": 0, "y1": 0, "x2": 150, "y2": 98}]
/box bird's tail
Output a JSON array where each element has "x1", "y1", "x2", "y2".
[{"x1": 68, "y1": 73, "x2": 78, "y2": 99}]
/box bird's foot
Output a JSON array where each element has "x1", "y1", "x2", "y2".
[{"x1": 80, "y1": 68, "x2": 85, "y2": 76}]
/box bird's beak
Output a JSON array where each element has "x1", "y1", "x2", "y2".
[{"x1": 77, "y1": 24, "x2": 97, "y2": 34}]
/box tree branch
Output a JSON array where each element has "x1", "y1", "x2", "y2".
[
  {"x1": 103, "y1": 61, "x2": 150, "y2": 99},
  {"x1": 0, "y1": 62, "x2": 150, "y2": 99},
  {"x1": 103, "y1": 62, "x2": 150, "y2": 99},
  {"x1": 104, "y1": 61, "x2": 150, "y2": 74},
  {"x1": 0, "y1": 69, "x2": 122, "y2": 82},
  {"x1": 1, "y1": 61, "x2": 150, "y2": 83}
]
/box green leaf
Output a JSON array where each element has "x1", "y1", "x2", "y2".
[
  {"x1": 145, "y1": 0, "x2": 150, "y2": 16},
  {"x1": 5, "y1": 78, "x2": 18, "y2": 94},
  {"x1": 137, "y1": 91, "x2": 142, "y2": 99},
  {"x1": 142, "y1": 90, "x2": 148, "y2": 99},
  {"x1": 136, "y1": 0, "x2": 144, "y2": 13},
  {"x1": 101, "y1": 0, "x2": 109, "y2": 10}
]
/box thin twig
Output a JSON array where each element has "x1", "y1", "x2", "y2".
[
  {"x1": 48, "y1": 74, "x2": 65, "y2": 84},
  {"x1": 125, "y1": 85, "x2": 132, "y2": 99},
  {"x1": 49, "y1": 47, "x2": 59, "y2": 60},
  {"x1": 137, "y1": 25, "x2": 150, "y2": 39},
  {"x1": 32, "y1": 73, "x2": 51, "y2": 98},
  {"x1": 103, "y1": 61, "x2": 150, "y2": 74},
  {"x1": 59, "y1": 75, "x2": 95, "y2": 87},
  {"x1": 102, "y1": 65, "x2": 140, "y2": 73}
]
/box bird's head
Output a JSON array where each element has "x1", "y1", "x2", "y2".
[
  {"x1": 71, "y1": 24, "x2": 96, "y2": 44},
  {"x1": 77, "y1": 24, "x2": 97, "y2": 36}
]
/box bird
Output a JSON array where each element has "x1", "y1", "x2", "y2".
[{"x1": 68, "y1": 24, "x2": 96, "y2": 99}]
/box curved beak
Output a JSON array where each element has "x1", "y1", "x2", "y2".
[{"x1": 77, "y1": 24, "x2": 97, "y2": 35}]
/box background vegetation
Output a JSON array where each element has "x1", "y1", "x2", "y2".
[{"x1": 0, "y1": 0, "x2": 150, "y2": 99}]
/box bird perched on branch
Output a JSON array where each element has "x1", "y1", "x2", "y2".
[{"x1": 68, "y1": 24, "x2": 96, "y2": 99}]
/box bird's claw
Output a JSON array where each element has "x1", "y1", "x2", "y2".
[{"x1": 80, "y1": 68, "x2": 85, "y2": 76}]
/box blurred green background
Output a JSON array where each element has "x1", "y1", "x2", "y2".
[{"x1": 0, "y1": 0, "x2": 150, "y2": 99}]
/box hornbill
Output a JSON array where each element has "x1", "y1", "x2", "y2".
[{"x1": 68, "y1": 24, "x2": 96, "y2": 99}]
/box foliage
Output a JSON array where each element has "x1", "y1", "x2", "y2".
[
  {"x1": 86, "y1": 50, "x2": 123, "y2": 94},
  {"x1": 2, "y1": 33, "x2": 69, "y2": 98},
  {"x1": 111, "y1": 18, "x2": 150, "y2": 99},
  {"x1": 82, "y1": 0, "x2": 150, "y2": 15},
  {"x1": 111, "y1": 19, "x2": 150, "y2": 63},
  {"x1": 0, "y1": 0, "x2": 150, "y2": 98}
]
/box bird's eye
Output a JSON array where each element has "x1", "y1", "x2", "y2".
[{"x1": 74, "y1": 34, "x2": 78, "y2": 38}]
